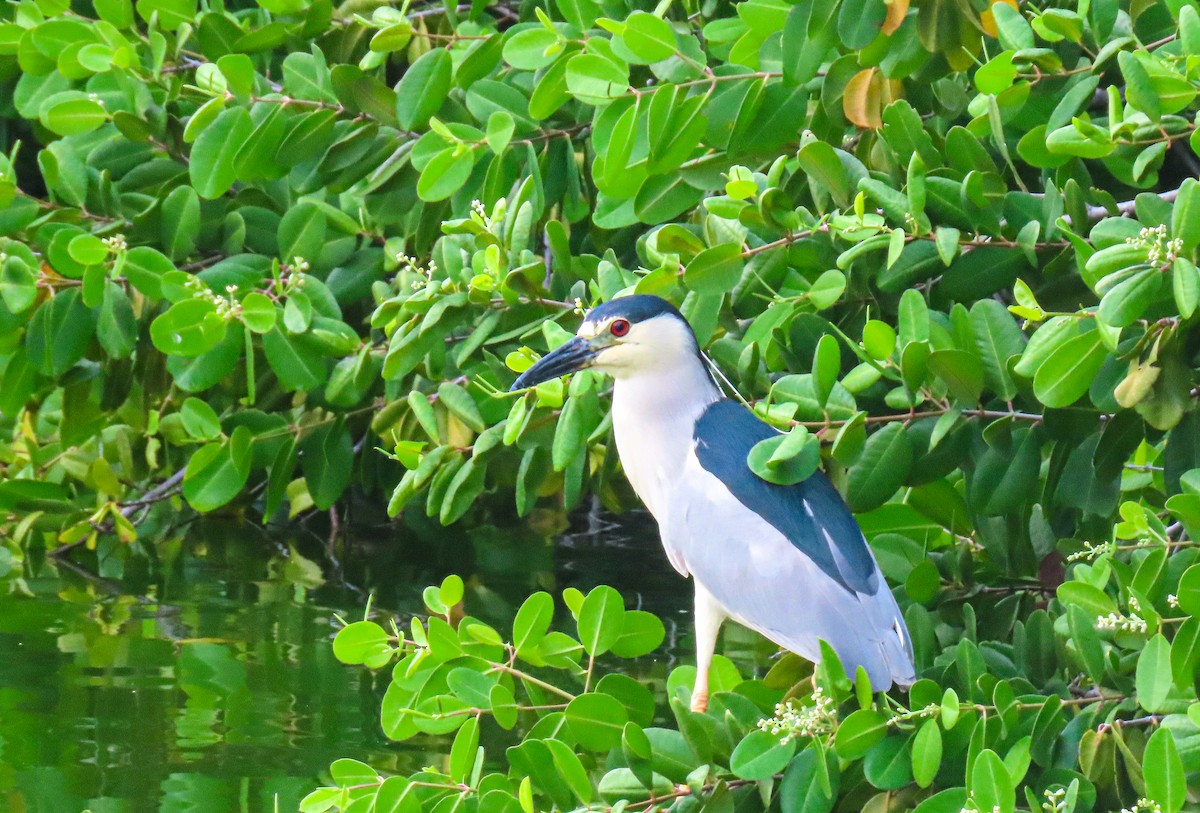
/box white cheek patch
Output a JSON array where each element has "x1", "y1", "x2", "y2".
[
  {"x1": 595, "y1": 343, "x2": 639, "y2": 368},
  {"x1": 578, "y1": 320, "x2": 604, "y2": 339}
]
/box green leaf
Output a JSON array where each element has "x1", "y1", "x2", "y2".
[
  {"x1": 503, "y1": 28, "x2": 561, "y2": 70},
  {"x1": 620, "y1": 12, "x2": 676, "y2": 63},
  {"x1": 577, "y1": 585, "x2": 625, "y2": 657},
  {"x1": 848, "y1": 424, "x2": 913, "y2": 512},
  {"x1": 862, "y1": 320, "x2": 895, "y2": 361},
  {"x1": 991, "y1": 3, "x2": 1033, "y2": 49},
  {"x1": 969, "y1": 299, "x2": 1025, "y2": 400},
  {"x1": 417, "y1": 147, "x2": 475, "y2": 202},
  {"x1": 1119, "y1": 50, "x2": 1161, "y2": 122},
  {"x1": 684, "y1": 243, "x2": 744, "y2": 294},
  {"x1": 729, "y1": 730, "x2": 795, "y2": 780},
  {"x1": 1098, "y1": 267, "x2": 1163, "y2": 328},
  {"x1": 183, "y1": 426, "x2": 252, "y2": 512},
  {"x1": 41, "y1": 97, "x2": 108, "y2": 136},
  {"x1": 565, "y1": 53, "x2": 629, "y2": 103},
  {"x1": 97, "y1": 282, "x2": 137, "y2": 358},
  {"x1": 597, "y1": 768, "x2": 673, "y2": 804},
  {"x1": 151, "y1": 299, "x2": 228, "y2": 357},
  {"x1": 438, "y1": 382, "x2": 486, "y2": 432},
  {"x1": 1055, "y1": 581, "x2": 1115, "y2": 617},
  {"x1": 565, "y1": 692, "x2": 628, "y2": 751},
  {"x1": 123, "y1": 248, "x2": 173, "y2": 300},
  {"x1": 834, "y1": 709, "x2": 887, "y2": 759},
  {"x1": 1, "y1": 256, "x2": 38, "y2": 313},
  {"x1": 240, "y1": 292, "x2": 277, "y2": 333},
  {"x1": 970, "y1": 750, "x2": 1014, "y2": 813},
  {"x1": 610, "y1": 610, "x2": 665, "y2": 658},
  {"x1": 299, "y1": 788, "x2": 341, "y2": 813},
  {"x1": 190, "y1": 107, "x2": 254, "y2": 199},
  {"x1": 1177, "y1": 565, "x2": 1200, "y2": 617},
  {"x1": 332, "y1": 620, "x2": 391, "y2": 665},
  {"x1": 813, "y1": 333, "x2": 840, "y2": 405},
  {"x1": 263, "y1": 325, "x2": 325, "y2": 391},
  {"x1": 928, "y1": 349, "x2": 984, "y2": 404},
  {"x1": 748, "y1": 427, "x2": 820, "y2": 485},
  {"x1": 837, "y1": 0, "x2": 886, "y2": 49},
  {"x1": 864, "y1": 736, "x2": 913, "y2": 789},
  {"x1": 1173, "y1": 178, "x2": 1200, "y2": 259},
  {"x1": 513, "y1": 591, "x2": 554, "y2": 656},
  {"x1": 181, "y1": 397, "x2": 222, "y2": 440},
  {"x1": 912, "y1": 719, "x2": 942, "y2": 788},
  {"x1": 67, "y1": 234, "x2": 108, "y2": 266},
  {"x1": 26, "y1": 289, "x2": 98, "y2": 376},
  {"x1": 1174, "y1": 257, "x2": 1200, "y2": 318},
  {"x1": 1033, "y1": 328, "x2": 1107, "y2": 408},
  {"x1": 448, "y1": 716, "x2": 479, "y2": 782},
  {"x1": 1137, "y1": 634, "x2": 1174, "y2": 714},
  {"x1": 302, "y1": 420, "x2": 354, "y2": 510},
  {"x1": 782, "y1": 2, "x2": 833, "y2": 87},
  {"x1": 135, "y1": 0, "x2": 194, "y2": 29},
  {"x1": 976, "y1": 51, "x2": 1018, "y2": 94},
  {"x1": 485, "y1": 111, "x2": 514, "y2": 154},
  {"x1": 277, "y1": 201, "x2": 327, "y2": 265},
  {"x1": 395, "y1": 49, "x2": 452, "y2": 129},
  {"x1": 780, "y1": 746, "x2": 839, "y2": 813},
  {"x1": 1144, "y1": 727, "x2": 1185, "y2": 813}
]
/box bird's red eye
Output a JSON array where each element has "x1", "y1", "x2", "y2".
[{"x1": 610, "y1": 319, "x2": 630, "y2": 337}]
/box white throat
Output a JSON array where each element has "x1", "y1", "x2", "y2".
[{"x1": 609, "y1": 352, "x2": 721, "y2": 522}]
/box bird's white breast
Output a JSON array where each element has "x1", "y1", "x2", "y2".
[{"x1": 609, "y1": 358, "x2": 720, "y2": 573}]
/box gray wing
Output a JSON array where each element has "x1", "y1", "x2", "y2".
[{"x1": 667, "y1": 400, "x2": 914, "y2": 690}]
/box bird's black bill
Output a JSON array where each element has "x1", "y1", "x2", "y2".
[{"x1": 510, "y1": 336, "x2": 596, "y2": 391}]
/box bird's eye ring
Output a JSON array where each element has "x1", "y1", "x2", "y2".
[{"x1": 610, "y1": 319, "x2": 630, "y2": 337}]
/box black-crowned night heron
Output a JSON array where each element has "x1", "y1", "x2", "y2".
[{"x1": 512, "y1": 295, "x2": 915, "y2": 711}]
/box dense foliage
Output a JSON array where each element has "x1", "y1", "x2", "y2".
[
  {"x1": 8, "y1": 0, "x2": 1200, "y2": 807},
  {"x1": 312, "y1": 574, "x2": 1194, "y2": 813}
]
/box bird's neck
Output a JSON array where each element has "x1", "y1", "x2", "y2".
[{"x1": 610, "y1": 354, "x2": 721, "y2": 519}]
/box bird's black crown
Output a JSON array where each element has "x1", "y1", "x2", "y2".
[{"x1": 583, "y1": 295, "x2": 684, "y2": 326}]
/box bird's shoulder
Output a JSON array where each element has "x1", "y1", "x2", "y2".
[{"x1": 690, "y1": 399, "x2": 879, "y2": 595}]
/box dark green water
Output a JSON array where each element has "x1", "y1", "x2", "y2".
[{"x1": 0, "y1": 511, "x2": 697, "y2": 813}]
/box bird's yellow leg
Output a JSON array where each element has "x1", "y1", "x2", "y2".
[{"x1": 691, "y1": 582, "x2": 726, "y2": 713}]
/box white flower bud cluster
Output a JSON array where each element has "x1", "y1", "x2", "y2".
[
  {"x1": 184, "y1": 276, "x2": 242, "y2": 320},
  {"x1": 469, "y1": 197, "x2": 506, "y2": 231},
  {"x1": 1067, "y1": 540, "x2": 1116, "y2": 562},
  {"x1": 1119, "y1": 799, "x2": 1163, "y2": 813},
  {"x1": 1168, "y1": 594, "x2": 1180, "y2": 609},
  {"x1": 274, "y1": 257, "x2": 309, "y2": 297},
  {"x1": 573, "y1": 297, "x2": 585, "y2": 315},
  {"x1": 102, "y1": 234, "x2": 127, "y2": 252},
  {"x1": 756, "y1": 687, "x2": 835, "y2": 744},
  {"x1": 1040, "y1": 786, "x2": 1067, "y2": 813},
  {"x1": 396, "y1": 252, "x2": 438, "y2": 290},
  {"x1": 1095, "y1": 611, "x2": 1148, "y2": 633},
  {"x1": 1125, "y1": 224, "x2": 1183, "y2": 266},
  {"x1": 886, "y1": 703, "x2": 939, "y2": 727}
]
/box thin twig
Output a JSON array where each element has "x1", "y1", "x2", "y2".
[{"x1": 119, "y1": 468, "x2": 187, "y2": 519}]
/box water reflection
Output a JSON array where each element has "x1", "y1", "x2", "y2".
[{"x1": 0, "y1": 508, "x2": 721, "y2": 813}]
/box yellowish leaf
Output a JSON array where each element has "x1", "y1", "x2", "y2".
[
  {"x1": 980, "y1": 0, "x2": 1018, "y2": 38},
  {"x1": 844, "y1": 68, "x2": 880, "y2": 129},
  {"x1": 843, "y1": 68, "x2": 901, "y2": 129},
  {"x1": 882, "y1": 0, "x2": 909, "y2": 36}
]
